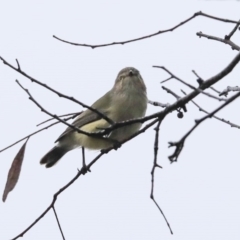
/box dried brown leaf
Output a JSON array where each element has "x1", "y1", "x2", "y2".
[{"x1": 2, "y1": 138, "x2": 29, "y2": 202}]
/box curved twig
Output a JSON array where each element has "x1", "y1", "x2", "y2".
[{"x1": 53, "y1": 12, "x2": 238, "y2": 49}]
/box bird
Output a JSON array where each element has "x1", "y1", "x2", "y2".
[{"x1": 40, "y1": 67, "x2": 147, "y2": 168}]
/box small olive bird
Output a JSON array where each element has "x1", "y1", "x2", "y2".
[{"x1": 40, "y1": 67, "x2": 147, "y2": 168}]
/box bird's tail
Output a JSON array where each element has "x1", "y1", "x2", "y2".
[{"x1": 40, "y1": 146, "x2": 68, "y2": 168}]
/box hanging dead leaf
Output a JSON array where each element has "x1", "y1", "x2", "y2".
[{"x1": 2, "y1": 138, "x2": 29, "y2": 202}]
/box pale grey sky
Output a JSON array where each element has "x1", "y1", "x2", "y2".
[{"x1": 0, "y1": 1, "x2": 240, "y2": 240}]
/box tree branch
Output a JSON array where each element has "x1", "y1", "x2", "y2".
[
  {"x1": 36, "y1": 111, "x2": 81, "y2": 127},
  {"x1": 0, "y1": 56, "x2": 114, "y2": 125},
  {"x1": 15, "y1": 80, "x2": 104, "y2": 138},
  {"x1": 196, "y1": 32, "x2": 240, "y2": 51},
  {"x1": 155, "y1": 66, "x2": 228, "y2": 102},
  {"x1": 53, "y1": 12, "x2": 238, "y2": 49},
  {"x1": 168, "y1": 91, "x2": 240, "y2": 163},
  {"x1": 52, "y1": 206, "x2": 66, "y2": 240},
  {"x1": 181, "y1": 90, "x2": 240, "y2": 129},
  {"x1": 150, "y1": 120, "x2": 173, "y2": 234}
]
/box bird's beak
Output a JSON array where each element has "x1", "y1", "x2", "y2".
[{"x1": 129, "y1": 70, "x2": 134, "y2": 76}]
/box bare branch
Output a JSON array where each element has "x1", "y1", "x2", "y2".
[
  {"x1": 161, "y1": 86, "x2": 187, "y2": 113},
  {"x1": 196, "y1": 18, "x2": 240, "y2": 50},
  {"x1": 0, "y1": 56, "x2": 114, "y2": 125},
  {"x1": 181, "y1": 90, "x2": 240, "y2": 129},
  {"x1": 160, "y1": 76, "x2": 173, "y2": 84},
  {"x1": 0, "y1": 114, "x2": 78, "y2": 153},
  {"x1": 209, "y1": 86, "x2": 222, "y2": 95},
  {"x1": 192, "y1": 70, "x2": 222, "y2": 95},
  {"x1": 197, "y1": 12, "x2": 239, "y2": 24},
  {"x1": 53, "y1": 12, "x2": 238, "y2": 49},
  {"x1": 225, "y1": 20, "x2": 240, "y2": 40},
  {"x1": 154, "y1": 66, "x2": 228, "y2": 102},
  {"x1": 162, "y1": 86, "x2": 180, "y2": 100},
  {"x1": 192, "y1": 70, "x2": 203, "y2": 81},
  {"x1": 37, "y1": 112, "x2": 81, "y2": 127},
  {"x1": 150, "y1": 120, "x2": 173, "y2": 234},
  {"x1": 168, "y1": 91, "x2": 240, "y2": 163},
  {"x1": 52, "y1": 206, "x2": 66, "y2": 240},
  {"x1": 15, "y1": 59, "x2": 21, "y2": 71},
  {"x1": 196, "y1": 32, "x2": 240, "y2": 51},
  {"x1": 15, "y1": 80, "x2": 99, "y2": 138}
]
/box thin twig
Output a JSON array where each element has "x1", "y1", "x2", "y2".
[
  {"x1": 192, "y1": 70, "x2": 202, "y2": 81},
  {"x1": 181, "y1": 90, "x2": 240, "y2": 129},
  {"x1": 0, "y1": 119, "x2": 69, "y2": 153},
  {"x1": 37, "y1": 112, "x2": 81, "y2": 127},
  {"x1": 154, "y1": 66, "x2": 228, "y2": 102},
  {"x1": 161, "y1": 86, "x2": 187, "y2": 113},
  {"x1": 210, "y1": 86, "x2": 222, "y2": 95},
  {"x1": 192, "y1": 70, "x2": 222, "y2": 95},
  {"x1": 15, "y1": 59, "x2": 21, "y2": 70},
  {"x1": 196, "y1": 32, "x2": 240, "y2": 51},
  {"x1": 150, "y1": 120, "x2": 173, "y2": 234},
  {"x1": 225, "y1": 20, "x2": 240, "y2": 40},
  {"x1": 160, "y1": 76, "x2": 173, "y2": 84},
  {"x1": 53, "y1": 12, "x2": 238, "y2": 49},
  {"x1": 52, "y1": 206, "x2": 66, "y2": 240},
  {"x1": 162, "y1": 86, "x2": 180, "y2": 100}
]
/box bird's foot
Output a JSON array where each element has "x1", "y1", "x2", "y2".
[{"x1": 79, "y1": 164, "x2": 91, "y2": 175}]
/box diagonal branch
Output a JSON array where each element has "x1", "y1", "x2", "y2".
[
  {"x1": 52, "y1": 206, "x2": 66, "y2": 240},
  {"x1": 37, "y1": 111, "x2": 81, "y2": 127},
  {"x1": 154, "y1": 66, "x2": 228, "y2": 102},
  {"x1": 0, "y1": 57, "x2": 114, "y2": 125},
  {"x1": 15, "y1": 80, "x2": 101, "y2": 138},
  {"x1": 162, "y1": 86, "x2": 180, "y2": 100},
  {"x1": 0, "y1": 116, "x2": 74, "y2": 153},
  {"x1": 225, "y1": 19, "x2": 240, "y2": 40},
  {"x1": 181, "y1": 90, "x2": 240, "y2": 129}
]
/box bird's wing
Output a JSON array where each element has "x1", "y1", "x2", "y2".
[{"x1": 55, "y1": 91, "x2": 112, "y2": 142}]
